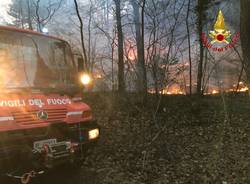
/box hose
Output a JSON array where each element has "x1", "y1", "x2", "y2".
[
  {"x1": 6, "y1": 170, "x2": 44, "y2": 184},
  {"x1": 20, "y1": 172, "x2": 32, "y2": 184}
]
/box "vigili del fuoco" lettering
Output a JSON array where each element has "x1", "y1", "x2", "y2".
[{"x1": 0, "y1": 98, "x2": 71, "y2": 107}]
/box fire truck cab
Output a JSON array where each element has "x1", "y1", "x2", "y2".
[{"x1": 0, "y1": 26, "x2": 99, "y2": 177}]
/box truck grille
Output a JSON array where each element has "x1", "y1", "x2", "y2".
[
  {"x1": 52, "y1": 144, "x2": 67, "y2": 152},
  {"x1": 12, "y1": 108, "x2": 67, "y2": 125}
]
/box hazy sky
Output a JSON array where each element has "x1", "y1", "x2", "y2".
[{"x1": 0, "y1": 0, "x2": 11, "y2": 24}]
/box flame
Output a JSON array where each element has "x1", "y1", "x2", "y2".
[
  {"x1": 95, "y1": 74, "x2": 102, "y2": 79},
  {"x1": 212, "y1": 90, "x2": 219, "y2": 94},
  {"x1": 148, "y1": 89, "x2": 155, "y2": 94},
  {"x1": 227, "y1": 82, "x2": 248, "y2": 93},
  {"x1": 214, "y1": 10, "x2": 226, "y2": 31},
  {"x1": 161, "y1": 85, "x2": 185, "y2": 95},
  {"x1": 234, "y1": 82, "x2": 248, "y2": 92},
  {"x1": 128, "y1": 49, "x2": 136, "y2": 61},
  {"x1": 238, "y1": 86, "x2": 248, "y2": 92},
  {"x1": 149, "y1": 82, "x2": 249, "y2": 96}
]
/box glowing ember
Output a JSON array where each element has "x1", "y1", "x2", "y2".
[
  {"x1": 148, "y1": 89, "x2": 155, "y2": 94},
  {"x1": 128, "y1": 50, "x2": 136, "y2": 61},
  {"x1": 238, "y1": 86, "x2": 249, "y2": 92},
  {"x1": 212, "y1": 90, "x2": 219, "y2": 94},
  {"x1": 161, "y1": 85, "x2": 185, "y2": 95},
  {"x1": 95, "y1": 74, "x2": 102, "y2": 79}
]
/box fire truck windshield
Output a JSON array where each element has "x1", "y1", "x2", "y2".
[{"x1": 0, "y1": 30, "x2": 76, "y2": 91}]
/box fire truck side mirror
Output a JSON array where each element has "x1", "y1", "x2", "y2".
[
  {"x1": 73, "y1": 53, "x2": 84, "y2": 72},
  {"x1": 77, "y1": 57, "x2": 84, "y2": 72}
]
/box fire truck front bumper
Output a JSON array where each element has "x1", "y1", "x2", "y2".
[{"x1": 0, "y1": 120, "x2": 100, "y2": 172}]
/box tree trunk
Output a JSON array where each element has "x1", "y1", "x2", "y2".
[
  {"x1": 26, "y1": 0, "x2": 33, "y2": 30},
  {"x1": 186, "y1": 0, "x2": 192, "y2": 95},
  {"x1": 240, "y1": 0, "x2": 250, "y2": 87},
  {"x1": 74, "y1": 0, "x2": 88, "y2": 71},
  {"x1": 131, "y1": 0, "x2": 147, "y2": 97},
  {"x1": 114, "y1": 0, "x2": 125, "y2": 92},
  {"x1": 196, "y1": 0, "x2": 204, "y2": 95}
]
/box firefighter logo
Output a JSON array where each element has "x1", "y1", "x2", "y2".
[
  {"x1": 37, "y1": 110, "x2": 48, "y2": 120},
  {"x1": 202, "y1": 10, "x2": 240, "y2": 52},
  {"x1": 209, "y1": 10, "x2": 231, "y2": 44}
]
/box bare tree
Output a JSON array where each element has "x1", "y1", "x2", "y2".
[
  {"x1": 130, "y1": 0, "x2": 147, "y2": 97},
  {"x1": 26, "y1": 0, "x2": 33, "y2": 30},
  {"x1": 196, "y1": 0, "x2": 205, "y2": 95},
  {"x1": 8, "y1": 0, "x2": 29, "y2": 28},
  {"x1": 240, "y1": 0, "x2": 250, "y2": 87},
  {"x1": 196, "y1": 0, "x2": 216, "y2": 95},
  {"x1": 114, "y1": 0, "x2": 126, "y2": 92},
  {"x1": 186, "y1": 0, "x2": 192, "y2": 94},
  {"x1": 74, "y1": 0, "x2": 88, "y2": 71},
  {"x1": 8, "y1": 0, "x2": 63, "y2": 31},
  {"x1": 95, "y1": 24, "x2": 117, "y2": 91},
  {"x1": 33, "y1": 0, "x2": 63, "y2": 32}
]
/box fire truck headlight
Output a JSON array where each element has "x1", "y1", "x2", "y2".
[
  {"x1": 80, "y1": 74, "x2": 92, "y2": 85},
  {"x1": 88, "y1": 128, "x2": 99, "y2": 140},
  {"x1": 42, "y1": 27, "x2": 49, "y2": 34}
]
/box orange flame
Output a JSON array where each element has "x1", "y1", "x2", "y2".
[{"x1": 128, "y1": 49, "x2": 136, "y2": 61}]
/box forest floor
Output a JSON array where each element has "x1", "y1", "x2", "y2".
[
  {"x1": 12, "y1": 93, "x2": 249, "y2": 184},
  {"x1": 81, "y1": 93, "x2": 249, "y2": 184}
]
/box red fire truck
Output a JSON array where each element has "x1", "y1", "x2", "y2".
[{"x1": 0, "y1": 26, "x2": 99, "y2": 181}]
